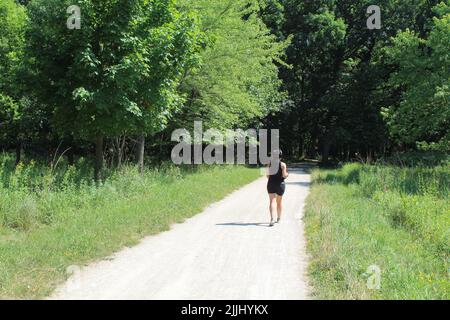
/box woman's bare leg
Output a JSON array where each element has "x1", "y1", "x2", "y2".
[
  {"x1": 276, "y1": 195, "x2": 283, "y2": 222},
  {"x1": 269, "y1": 193, "x2": 277, "y2": 225}
]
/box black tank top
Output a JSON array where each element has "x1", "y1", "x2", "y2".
[{"x1": 268, "y1": 162, "x2": 285, "y2": 185}]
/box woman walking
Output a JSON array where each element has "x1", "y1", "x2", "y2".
[{"x1": 266, "y1": 150, "x2": 289, "y2": 227}]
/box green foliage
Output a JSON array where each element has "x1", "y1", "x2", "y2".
[
  {"x1": 0, "y1": 94, "x2": 19, "y2": 142},
  {"x1": 271, "y1": 0, "x2": 448, "y2": 160},
  {"x1": 175, "y1": 0, "x2": 289, "y2": 130},
  {"x1": 0, "y1": 0, "x2": 27, "y2": 148},
  {"x1": 258, "y1": 0, "x2": 286, "y2": 39},
  {"x1": 0, "y1": 0, "x2": 26, "y2": 96},
  {"x1": 25, "y1": 0, "x2": 202, "y2": 139},
  {"x1": 2, "y1": 0, "x2": 447, "y2": 163},
  {"x1": 384, "y1": 1, "x2": 450, "y2": 147}
]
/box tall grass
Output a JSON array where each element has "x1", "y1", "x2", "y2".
[
  {"x1": 0, "y1": 153, "x2": 259, "y2": 298},
  {"x1": 305, "y1": 163, "x2": 449, "y2": 300},
  {"x1": 0, "y1": 153, "x2": 187, "y2": 231}
]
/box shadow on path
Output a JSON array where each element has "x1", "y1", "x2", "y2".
[
  {"x1": 216, "y1": 222, "x2": 271, "y2": 228},
  {"x1": 285, "y1": 181, "x2": 311, "y2": 187}
]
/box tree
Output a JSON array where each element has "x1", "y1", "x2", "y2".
[
  {"x1": 279, "y1": 0, "x2": 347, "y2": 160},
  {"x1": 174, "y1": 0, "x2": 289, "y2": 132},
  {"x1": 0, "y1": 0, "x2": 27, "y2": 161},
  {"x1": 384, "y1": 1, "x2": 450, "y2": 149},
  {"x1": 258, "y1": 0, "x2": 286, "y2": 40},
  {"x1": 26, "y1": 0, "x2": 201, "y2": 179},
  {"x1": 0, "y1": 0, "x2": 26, "y2": 96},
  {"x1": 270, "y1": 0, "x2": 436, "y2": 161}
]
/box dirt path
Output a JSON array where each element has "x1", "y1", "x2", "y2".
[{"x1": 51, "y1": 169, "x2": 311, "y2": 300}]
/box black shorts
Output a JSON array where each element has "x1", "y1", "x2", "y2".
[{"x1": 267, "y1": 182, "x2": 286, "y2": 196}]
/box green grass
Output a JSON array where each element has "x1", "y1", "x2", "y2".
[
  {"x1": 0, "y1": 153, "x2": 259, "y2": 299},
  {"x1": 304, "y1": 163, "x2": 449, "y2": 300}
]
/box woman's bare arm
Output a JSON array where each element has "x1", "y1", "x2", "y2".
[{"x1": 281, "y1": 162, "x2": 289, "y2": 179}]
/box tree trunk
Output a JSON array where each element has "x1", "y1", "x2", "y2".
[
  {"x1": 67, "y1": 148, "x2": 75, "y2": 166},
  {"x1": 66, "y1": 136, "x2": 75, "y2": 165},
  {"x1": 321, "y1": 139, "x2": 331, "y2": 164},
  {"x1": 136, "y1": 135, "x2": 145, "y2": 173},
  {"x1": 298, "y1": 139, "x2": 304, "y2": 160},
  {"x1": 15, "y1": 142, "x2": 22, "y2": 166},
  {"x1": 114, "y1": 136, "x2": 126, "y2": 169},
  {"x1": 94, "y1": 136, "x2": 104, "y2": 182},
  {"x1": 117, "y1": 146, "x2": 122, "y2": 169},
  {"x1": 366, "y1": 149, "x2": 373, "y2": 164}
]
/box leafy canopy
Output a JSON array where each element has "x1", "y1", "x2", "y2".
[
  {"x1": 176, "y1": 0, "x2": 290, "y2": 130},
  {"x1": 26, "y1": 0, "x2": 202, "y2": 139},
  {"x1": 384, "y1": 1, "x2": 450, "y2": 147}
]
